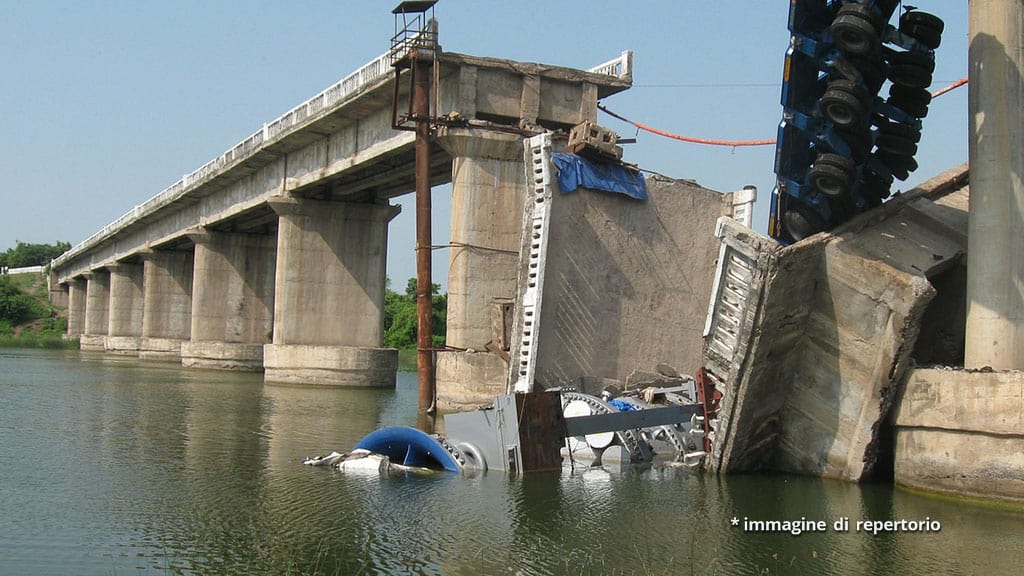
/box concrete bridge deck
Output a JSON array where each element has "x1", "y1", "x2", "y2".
[{"x1": 51, "y1": 36, "x2": 632, "y2": 388}]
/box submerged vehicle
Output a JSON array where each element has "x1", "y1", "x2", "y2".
[{"x1": 304, "y1": 383, "x2": 710, "y2": 475}]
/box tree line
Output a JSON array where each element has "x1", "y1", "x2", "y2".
[
  {"x1": 384, "y1": 277, "x2": 446, "y2": 350},
  {"x1": 0, "y1": 241, "x2": 70, "y2": 269}
]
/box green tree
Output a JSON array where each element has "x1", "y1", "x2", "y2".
[
  {"x1": 383, "y1": 277, "x2": 447, "y2": 349},
  {"x1": 1, "y1": 240, "x2": 71, "y2": 268}
]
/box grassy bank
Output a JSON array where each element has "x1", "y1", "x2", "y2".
[{"x1": 0, "y1": 272, "x2": 77, "y2": 349}]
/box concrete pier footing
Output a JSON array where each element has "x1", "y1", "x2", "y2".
[
  {"x1": 263, "y1": 344, "x2": 397, "y2": 387},
  {"x1": 895, "y1": 368, "x2": 1024, "y2": 502}
]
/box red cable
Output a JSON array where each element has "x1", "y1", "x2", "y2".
[
  {"x1": 597, "y1": 77, "x2": 969, "y2": 147},
  {"x1": 597, "y1": 103, "x2": 775, "y2": 147},
  {"x1": 930, "y1": 77, "x2": 968, "y2": 98}
]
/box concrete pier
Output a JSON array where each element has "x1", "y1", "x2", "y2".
[
  {"x1": 105, "y1": 262, "x2": 144, "y2": 355},
  {"x1": 81, "y1": 270, "x2": 110, "y2": 351},
  {"x1": 435, "y1": 128, "x2": 526, "y2": 403},
  {"x1": 965, "y1": 0, "x2": 1024, "y2": 369},
  {"x1": 66, "y1": 277, "x2": 87, "y2": 340},
  {"x1": 139, "y1": 249, "x2": 194, "y2": 361},
  {"x1": 264, "y1": 197, "x2": 399, "y2": 387},
  {"x1": 181, "y1": 229, "x2": 276, "y2": 370}
]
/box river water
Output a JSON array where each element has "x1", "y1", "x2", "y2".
[{"x1": 0, "y1": 348, "x2": 1020, "y2": 575}]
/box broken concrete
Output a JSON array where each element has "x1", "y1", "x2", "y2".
[{"x1": 704, "y1": 165, "x2": 972, "y2": 481}]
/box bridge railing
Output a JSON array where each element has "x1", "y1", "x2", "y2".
[
  {"x1": 54, "y1": 42, "x2": 633, "y2": 271},
  {"x1": 588, "y1": 50, "x2": 633, "y2": 79},
  {"x1": 53, "y1": 46, "x2": 401, "y2": 269}
]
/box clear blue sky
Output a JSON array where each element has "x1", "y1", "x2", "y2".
[{"x1": 0, "y1": 1, "x2": 968, "y2": 286}]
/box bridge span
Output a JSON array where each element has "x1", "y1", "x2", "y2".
[{"x1": 50, "y1": 36, "x2": 631, "y2": 388}]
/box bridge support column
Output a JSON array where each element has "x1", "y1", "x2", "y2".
[
  {"x1": 182, "y1": 229, "x2": 276, "y2": 370},
  {"x1": 66, "y1": 277, "x2": 87, "y2": 340},
  {"x1": 106, "y1": 262, "x2": 144, "y2": 354},
  {"x1": 139, "y1": 249, "x2": 194, "y2": 361},
  {"x1": 965, "y1": 0, "x2": 1024, "y2": 369},
  {"x1": 81, "y1": 270, "x2": 110, "y2": 351},
  {"x1": 264, "y1": 197, "x2": 400, "y2": 387},
  {"x1": 435, "y1": 128, "x2": 525, "y2": 407}
]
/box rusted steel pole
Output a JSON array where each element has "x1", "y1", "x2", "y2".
[{"x1": 413, "y1": 50, "x2": 436, "y2": 414}]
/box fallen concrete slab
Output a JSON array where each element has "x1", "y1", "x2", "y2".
[
  {"x1": 704, "y1": 165, "x2": 970, "y2": 481},
  {"x1": 511, "y1": 169, "x2": 734, "y2": 396}
]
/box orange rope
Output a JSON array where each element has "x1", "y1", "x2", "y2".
[
  {"x1": 930, "y1": 77, "x2": 968, "y2": 98},
  {"x1": 597, "y1": 103, "x2": 775, "y2": 147},
  {"x1": 597, "y1": 77, "x2": 969, "y2": 147}
]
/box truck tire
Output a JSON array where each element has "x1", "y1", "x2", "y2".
[
  {"x1": 900, "y1": 11, "x2": 944, "y2": 35},
  {"x1": 839, "y1": 123, "x2": 873, "y2": 162},
  {"x1": 848, "y1": 56, "x2": 888, "y2": 94},
  {"x1": 889, "y1": 64, "x2": 932, "y2": 89},
  {"x1": 901, "y1": 22, "x2": 942, "y2": 50},
  {"x1": 877, "y1": 151, "x2": 918, "y2": 181},
  {"x1": 860, "y1": 168, "x2": 892, "y2": 207},
  {"x1": 831, "y1": 13, "x2": 879, "y2": 55},
  {"x1": 809, "y1": 153, "x2": 855, "y2": 197},
  {"x1": 887, "y1": 50, "x2": 935, "y2": 73},
  {"x1": 878, "y1": 121, "x2": 921, "y2": 143},
  {"x1": 821, "y1": 81, "x2": 869, "y2": 127},
  {"x1": 876, "y1": 133, "x2": 917, "y2": 156},
  {"x1": 783, "y1": 203, "x2": 827, "y2": 242},
  {"x1": 887, "y1": 85, "x2": 931, "y2": 117}
]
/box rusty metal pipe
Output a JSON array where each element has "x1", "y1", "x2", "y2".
[{"x1": 413, "y1": 50, "x2": 436, "y2": 414}]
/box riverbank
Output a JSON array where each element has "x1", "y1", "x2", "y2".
[{"x1": 0, "y1": 271, "x2": 73, "y2": 349}]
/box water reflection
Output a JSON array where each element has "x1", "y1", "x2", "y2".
[{"x1": 0, "y1": 349, "x2": 1020, "y2": 576}]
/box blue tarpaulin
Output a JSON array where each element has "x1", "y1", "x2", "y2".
[{"x1": 551, "y1": 153, "x2": 648, "y2": 201}]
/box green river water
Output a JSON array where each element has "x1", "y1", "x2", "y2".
[{"x1": 0, "y1": 348, "x2": 1020, "y2": 575}]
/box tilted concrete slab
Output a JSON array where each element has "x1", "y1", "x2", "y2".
[
  {"x1": 528, "y1": 175, "x2": 733, "y2": 392},
  {"x1": 704, "y1": 165, "x2": 971, "y2": 481},
  {"x1": 438, "y1": 166, "x2": 736, "y2": 410}
]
